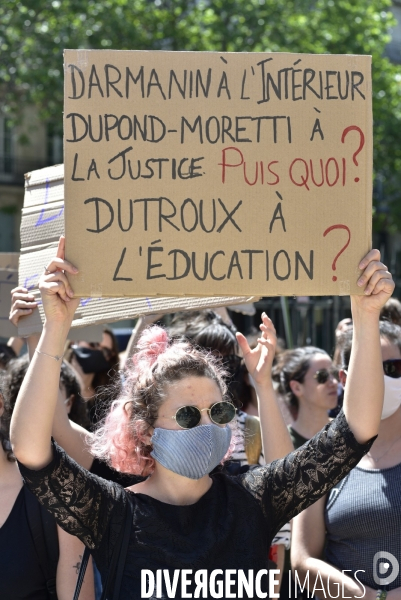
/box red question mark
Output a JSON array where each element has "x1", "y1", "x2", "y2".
[
  {"x1": 341, "y1": 126, "x2": 365, "y2": 183},
  {"x1": 323, "y1": 225, "x2": 351, "y2": 281}
]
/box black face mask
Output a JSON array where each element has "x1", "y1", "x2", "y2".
[{"x1": 72, "y1": 346, "x2": 111, "y2": 374}]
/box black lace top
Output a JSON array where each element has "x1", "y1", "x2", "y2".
[{"x1": 18, "y1": 410, "x2": 375, "y2": 600}]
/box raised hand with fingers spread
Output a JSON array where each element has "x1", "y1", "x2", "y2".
[
  {"x1": 237, "y1": 313, "x2": 294, "y2": 462},
  {"x1": 236, "y1": 312, "x2": 277, "y2": 387}
]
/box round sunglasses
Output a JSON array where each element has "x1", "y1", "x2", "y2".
[
  {"x1": 313, "y1": 368, "x2": 338, "y2": 384},
  {"x1": 171, "y1": 401, "x2": 237, "y2": 429}
]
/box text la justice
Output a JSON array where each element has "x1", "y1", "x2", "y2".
[{"x1": 71, "y1": 151, "x2": 204, "y2": 182}]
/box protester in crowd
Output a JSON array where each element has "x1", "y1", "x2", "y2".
[
  {"x1": 273, "y1": 346, "x2": 339, "y2": 447},
  {"x1": 8, "y1": 289, "x2": 140, "y2": 488},
  {"x1": 9, "y1": 237, "x2": 393, "y2": 599},
  {"x1": 169, "y1": 308, "x2": 291, "y2": 576},
  {"x1": 8, "y1": 288, "x2": 140, "y2": 600},
  {"x1": 10, "y1": 285, "x2": 120, "y2": 426},
  {"x1": 169, "y1": 309, "x2": 246, "y2": 406},
  {"x1": 380, "y1": 297, "x2": 401, "y2": 326},
  {"x1": 5, "y1": 353, "x2": 90, "y2": 429},
  {"x1": 64, "y1": 328, "x2": 120, "y2": 425},
  {"x1": 272, "y1": 345, "x2": 339, "y2": 599},
  {"x1": 0, "y1": 380, "x2": 94, "y2": 600},
  {"x1": 291, "y1": 320, "x2": 401, "y2": 598}
]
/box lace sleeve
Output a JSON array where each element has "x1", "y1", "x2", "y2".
[
  {"x1": 17, "y1": 440, "x2": 128, "y2": 550},
  {"x1": 239, "y1": 409, "x2": 376, "y2": 534}
]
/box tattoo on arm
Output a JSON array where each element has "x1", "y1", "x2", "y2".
[{"x1": 73, "y1": 554, "x2": 83, "y2": 575}]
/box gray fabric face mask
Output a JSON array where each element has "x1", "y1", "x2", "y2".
[{"x1": 150, "y1": 424, "x2": 232, "y2": 480}]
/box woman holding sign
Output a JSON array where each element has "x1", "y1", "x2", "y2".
[{"x1": 10, "y1": 237, "x2": 393, "y2": 599}]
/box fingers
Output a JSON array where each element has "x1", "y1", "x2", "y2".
[
  {"x1": 44, "y1": 257, "x2": 78, "y2": 276},
  {"x1": 357, "y1": 257, "x2": 389, "y2": 290},
  {"x1": 255, "y1": 336, "x2": 274, "y2": 353},
  {"x1": 12, "y1": 298, "x2": 37, "y2": 310},
  {"x1": 259, "y1": 312, "x2": 276, "y2": 333},
  {"x1": 369, "y1": 274, "x2": 395, "y2": 297},
  {"x1": 358, "y1": 249, "x2": 381, "y2": 270},
  {"x1": 56, "y1": 235, "x2": 65, "y2": 260},
  {"x1": 9, "y1": 306, "x2": 35, "y2": 326},
  {"x1": 11, "y1": 286, "x2": 30, "y2": 295},
  {"x1": 9, "y1": 287, "x2": 38, "y2": 325},
  {"x1": 236, "y1": 332, "x2": 251, "y2": 357},
  {"x1": 259, "y1": 312, "x2": 277, "y2": 343},
  {"x1": 363, "y1": 269, "x2": 393, "y2": 296},
  {"x1": 41, "y1": 271, "x2": 75, "y2": 303},
  {"x1": 11, "y1": 290, "x2": 36, "y2": 304}
]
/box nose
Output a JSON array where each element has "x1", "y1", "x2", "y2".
[
  {"x1": 199, "y1": 408, "x2": 213, "y2": 426},
  {"x1": 328, "y1": 374, "x2": 338, "y2": 387}
]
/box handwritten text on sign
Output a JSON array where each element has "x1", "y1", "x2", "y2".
[{"x1": 64, "y1": 50, "x2": 372, "y2": 297}]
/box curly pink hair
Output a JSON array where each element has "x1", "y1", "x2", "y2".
[{"x1": 90, "y1": 325, "x2": 239, "y2": 475}]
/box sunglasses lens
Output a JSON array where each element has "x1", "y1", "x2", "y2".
[
  {"x1": 175, "y1": 406, "x2": 201, "y2": 429},
  {"x1": 383, "y1": 360, "x2": 401, "y2": 379},
  {"x1": 210, "y1": 401, "x2": 236, "y2": 425},
  {"x1": 315, "y1": 369, "x2": 329, "y2": 384}
]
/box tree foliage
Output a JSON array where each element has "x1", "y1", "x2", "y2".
[{"x1": 1, "y1": 0, "x2": 400, "y2": 227}]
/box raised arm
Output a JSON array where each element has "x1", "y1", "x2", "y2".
[
  {"x1": 291, "y1": 497, "x2": 375, "y2": 600},
  {"x1": 9, "y1": 283, "x2": 94, "y2": 470},
  {"x1": 239, "y1": 251, "x2": 394, "y2": 535},
  {"x1": 10, "y1": 236, "x2": 80, "y2": 468},
  {"x1": 237, "y1": 313, "x2": 294, "y2": 463},
  {"x1": 343, "y1": 249, "x2": 394, "y2": 442}
]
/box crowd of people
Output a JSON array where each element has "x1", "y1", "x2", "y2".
[{"x1": 0, "y1": 238, "x2": 399, "y2": 600}]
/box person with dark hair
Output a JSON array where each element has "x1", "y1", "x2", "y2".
[
  {"x1": 169, "y1": 308, "x2": 291, "y2": 577},
  {"x1": 380, "y1": 297, "x2": 401, "y2": 326},
  {"x1": 292, "y1": 319, "x2": 401, "y2": 598},
  {"x1": 65, "y1": 328, "x2": 120, "y2": 425},
  {"x1": 169, "y1": 310, "x2": 245, "y2": 405},
  {"x1": 273, "y1": 346, "x2": 339, "y2": 447},
  {"x1": 5, "y1": 354, "x2": 90, "y2": 429},
  {"x1": 10, "y1": 239, "x2": 394, "y2": 600},
  {"x1": 272, "y1": 346, "x2": 339, "y2": 598},
  {"x1": 0, "y1": 381, "x2": 94, "y2": 600}
]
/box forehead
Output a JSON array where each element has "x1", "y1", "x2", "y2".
[
  {"x1": 163, "y1": 376, "x2": 222, "y2": 410},
  {"x1": 381, "y1": 336, "x2": 401, "y2": 361},
  {"x1": 306, "y1": 353, "x2": 332, "y2": 372}
]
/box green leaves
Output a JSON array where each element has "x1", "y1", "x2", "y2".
[{"x1": 1, "y1": 0, "x2": 400, "y2": 227}]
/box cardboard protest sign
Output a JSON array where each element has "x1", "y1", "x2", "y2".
[
  {"x1": 64, "y1": 50, "x2": 372, "y2": 298},
  {"x1": 0, "y1": 254, "x2": 19, "y2": 338},
  {"x1": 18, "y1": 164, "x2": 257, "y2": 337}
]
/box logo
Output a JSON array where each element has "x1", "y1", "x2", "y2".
[{"x1": 373, "y1": 552, "x2": 399, "y2": 586}]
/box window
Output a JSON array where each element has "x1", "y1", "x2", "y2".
[
  {"x1": 0, "y1": 116, "x2": 14, "y2": 176},
  {"x1": 47, "y1": 123, "x2": 63, "y2": 165}
]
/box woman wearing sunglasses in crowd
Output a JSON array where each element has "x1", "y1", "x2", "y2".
[
  {"x1": 10, "y1": 238, "x2": 394, "y2": 599},
  {"x1": 291, "y1": 320, "x2": 401, "y2": 600},
  {"x1": 272, "y1": 344, "x2": 339, "y2": 599},
  {"x1": 273, "y1": 347, "x2": 340, "y2": 452}
]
